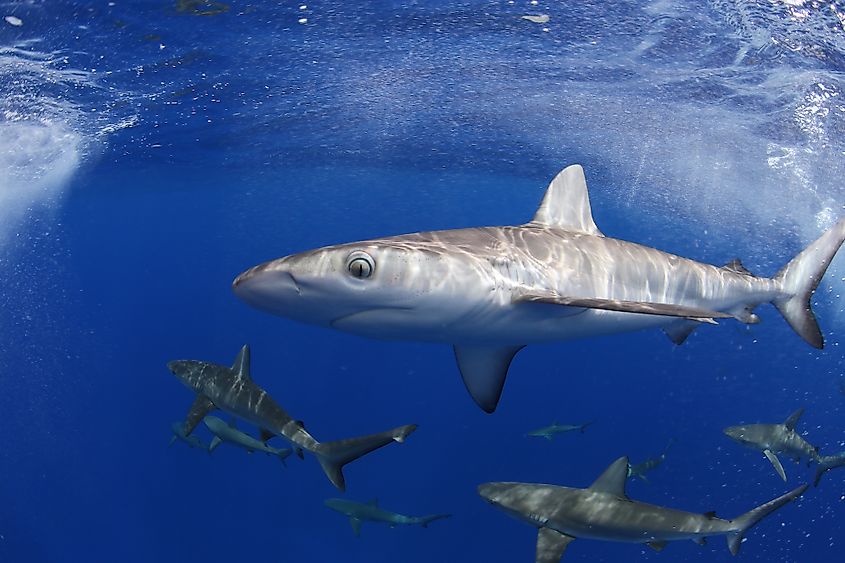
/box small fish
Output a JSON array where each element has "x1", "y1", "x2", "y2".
[
  {"x1": 521, "y1": 14, "x2": 549, "y2": 24},
  {"x1": 526, "y1": 421, "x2": 594, "y2": 441}
]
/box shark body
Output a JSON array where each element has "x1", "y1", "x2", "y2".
[
  {"x1": 724, "y1": 408, "x2": 820, "y2": 482},
  {"x1": 479, "y1": 456, "x2": 806, "y2": 562},
  {"x1": 204, "y1": 415, "x2": 292, "y2": 463},
  {"x1": 526, "y1": 421, "x2": 593, "y2": 440},
  {"x1": 233, "y1": 164, "x2": 845, "y2": 412},
  {"x1": 167, "y1": 345, "x2": 417, "y2": 490},
  {"x1": 324, "y1": 497, "x2": 450, "y2": 536}
]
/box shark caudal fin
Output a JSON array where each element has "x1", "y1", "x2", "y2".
[
  {"x1": 418, "y1": 514, "x2": 451, "y2": 528},
  {"x1": 773, "y1": 218, "x2": 845, "y2": 349},
  {"x1": 726, "y1": 484, "x2": 807, "y2": 556},
  {"x1": 314, "y1": 424, "x2": 417, "y2": 491}
]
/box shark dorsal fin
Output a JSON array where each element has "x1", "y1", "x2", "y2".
[
  {"x1": 232, "y1": 345, "x2": 251, "y2": 379},
  {"x1": 784, "y1": 407, "x2": 804, "y2": 430},
  {"x1": 367, "y1": 498, "x2": 378, "y2": 507},
  {"x1": 589, "y1": 456, "x2": 629, "y2": 498},
  {"x1": 530, "y1": 165, "x2": 603, "y2": 236},
  {"x1": 723, "y1": 258, "x2": 754, "y2": 276}
]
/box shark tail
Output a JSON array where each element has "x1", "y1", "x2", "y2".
[
  {"x1": 726, "y1": 484, "x2": 807, "y2": 556},
  {"x1": 772, "y1": 218, "x2": 845, "y2": 349},
  {"x1": 418, "y1": 514, "x2": 451, "y2": 528},
  {"x1": 314, "y1": 424, "x2": 417, "y2": 491}
]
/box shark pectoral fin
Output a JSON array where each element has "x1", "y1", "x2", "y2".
[
  {"x1": 664, "y1": 320, "x2": 699, "y2": 345},
  {"x1": 208, "y1": 436, "x2": 222, "y2": 453},
  {"x1": 453, "y1": 344, "x2": 525, "y2": 413},
  {"x1": 543, "y1": 434, "x2": 553, "y2": 442},
  {"x1": 349, "y1": 517, "x2": 362, "y2": 537},
  {"x1": 184, "y1": 395, "x2": 216, "y2": 435},
  {"x1": 259, "y1": 428, "x2": 274, "y2": 443},
  {"x1": 646, "y1": 540, "x2": 668, "y2": 552},
  {"x1": 764, "y1": 449, "x2": 787, "y2": 481},
  {"x1": 514, "y1": 292, "x2": 732, "y2": 321},
  {"x1": 536, "y1": 528, "x2": 575, "y2": 563},
  {"x1": 589, "y1": 457, "x2": 630, "y2": 498},
  {"x1": 529, "y1": 164, "x2": 603, "y2": 236}
]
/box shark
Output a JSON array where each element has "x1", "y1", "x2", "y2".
[
  {"x1": 526, "y1": 421, "x2": 593, "y2": 440},
  {"x1": 204, "y1": 415, "x2": 292, "y2": 463},
  {"x1": 167, "y1": 345, "x2": 417, "y2": 490},
  {"x1": 723, "y1": 408, "x2": 820, "y2": 482},
  {"x1": 627, "y1": 439, "x2": 675, "y2": 483},
  {"x1": 232, "y1": 164, "x2": 845, "y2": 413},
  {"x1": 169, "y1": 421, "x2": 208, "y2": 451},
  {"x1": 478, "y1": 456, "x2": 807, "y2": 562},
  {"x1": 324, "y1": 497, "x2": 451, "y2": 536},
  {"x1": 813, "y1": 451, "x2": 845, "y2": 487}
]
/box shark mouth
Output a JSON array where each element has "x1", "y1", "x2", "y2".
[{"x1": 330, "y1": 307, "x2": 415, "y2": 329}]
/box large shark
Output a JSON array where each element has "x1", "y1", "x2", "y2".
[
  {"x1": 324, "y1": 497, "x2": 450, "y2": 536},
  {"x1": 167, "y1": 345, "x2": 417, "y2": 490},
  {"x1": 478, "y1": 456, "x2": 807, "y2": 562},
  {"x1": 233, "y1": 164, "x2": 845, "y2": 413},
  {"x1": 723, "y1": 408, "x2": 820, "y2": 482},
  {"x1": 203, "y1": 415, "x2": 292, "y2": 463}
]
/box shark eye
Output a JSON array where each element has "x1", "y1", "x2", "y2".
[{"x1": 346, "y1": 251, "x2": 375, "y2": 279}]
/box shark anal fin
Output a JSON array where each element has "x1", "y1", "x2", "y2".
[
  {"x1": 784, "y1": 408, "x2": 804, "y2": 431},
  {"x1": 453, "y1": 344, "x2": 524, "y2": 413},
  {"x1": 349, "y1": 517, "x2": 362, "y2": 537},
  {"x1": 184, "y1": 395, "x2": 216, "y2": 435},
  {"x1": 589, "y1": 457, "x2": 629, "y2": 498},
  {"x1": 646, "y1": 540, "x2": 668, "y2": 552},
  {"x1": 536, "y1": 527, "x2": 575, "y2": 563},
  {"x1": 515, "y1": 292, "x2": 732, "y2": 321},
  {"x1": 664, "y1": 320, "x2": 698, "y2": 345},
  {"x1": 764, "y1": 449, "x2": 787, "y2": 482}
]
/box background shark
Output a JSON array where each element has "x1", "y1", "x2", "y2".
[
  {"x1": 525, "y1": 421, "x2": 593, "y2": 440},
  {"x1": 724, "y1": 408, "x2": 820, "y2": 482},
  {"x1": 168, "y1": 345, "x2": 417, "y2": 490},
  {"x1": 324, "y1": 497, "x2": 450, "y2": 537},
  {"x1": 233, "y1": 164, "x2": 845, "y2": 413},
  {"x1": 203, "y1": 415, "x2": 292, "y2": 464},
  {"x1": 479, "y1": 456, "x2": 807, "y2": 562},
  {"x1": 627, "y1": 439, "x2": 675, "y2": 483}
]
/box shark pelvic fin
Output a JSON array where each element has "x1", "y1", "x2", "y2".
[
  {"x1": 349, "y1": 517, "x2": 362, "y2": 537},
  {"x1": 536, "y1": 528, "x2": 575, "y2": 563},
  {"x1": 664, "y1": 320, "x2": 699, "y2": 345},
  {"x1": 232, "y1": 344, "x2": 251, "y2": 379},
  {"x1": 183, "y1": 395, "x2": 215, "y2": 435},
  {"x1": 784, "y1": 407, "x2": 804, "y2": 431},
  {"x1": 764, "y1": 449, "x2": 787, "y2": 482},
  {"x1": 514, "y1": 291, "x2": 733, "y2": 321},
  {"x1": 453, "y1": 344, "x2": 525, "y2": 413},
  {"x1": 589, "y1": 456, "x2": 629, "y2": 498},
  {"x1": 530, "y1": 164, "x2": 603, "y2": 236},
  {"x1": 647, "y1": 540, "x2": 668, "y2": 552}
]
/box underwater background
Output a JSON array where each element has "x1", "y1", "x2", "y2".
[{"x1": 2, "y1": 1, "x2": 845, "y2": 561}]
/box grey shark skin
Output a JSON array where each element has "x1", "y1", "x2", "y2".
[
  {"x1": 724, "y1": 408, "x2": 820, "y2": 482},
  {"x1": 233, "y1": 164, "x2": 845, "y2": 413},
  {"x1": 813, "y1": 451, "x2": 845, "y2": 487},
  {"x1": 169, "y1": 422, "x2": 208, "y2": 451},
  {"x1": 526, "y1": 421, "x2": 593, "y2": 440},
  {"x1": 203, "y1": 415, "x2": 292, "y2": 463},
  {"x1": 478, "y1": 456, "x2": 807, "y2": 562},
  {"x1": 167, "y1": 345, "x2": 417, "y2": 491},
  {"x1": 627, "y1": 439, "x2": 675, "y2": 483},
  {"x1": 324, "y1": 497, "x2": 450, "y2": 537}
]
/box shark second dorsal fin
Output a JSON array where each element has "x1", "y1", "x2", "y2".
[
  {"x1": 589, "y1": 457, "x2": 629, "y2": 498},
  {"x1": 530, "y1": 165, "x2": 603, "y2": 236},
  {"x1": 784, "y1": 408, "x2": 804, "y2": 431},
  {"x1": 723, "y1": 258, "x2": 754, "y2": 276},
  {"x1": 367, "y1": 498, "x2": 378, "y2": 507},
  {"x1": 232, "y1": 344, "x2": 251, "y2": 379}
]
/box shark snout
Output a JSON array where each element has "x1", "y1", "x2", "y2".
[{"x1": 478, "y1": 482, "x2": 509, "y2": 505}]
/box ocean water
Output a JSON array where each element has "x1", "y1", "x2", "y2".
[{"x1": 2, "y1": 1, "x2": 845, "y2": 561}]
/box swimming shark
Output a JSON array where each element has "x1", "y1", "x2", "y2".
[
  {"x1": 627, "y1": 439, "x2": 675, "y2": 483},
  {"x1": 478, "y1": 456, "x2": 807, "y2": 562},
  {"x1": 204, "y1": 415, "x2": 292, "y2": 463},
  {"x1": 232, "y1": 164, "x2": 845, "y2": 413},
  {"x1": 169, "y1": 421, "x2": 208, "y2": 451},
  {"x1": 324, "y1": 497, "x2": 451, "y2": 536},
  {"x1": 723, "y1": 408, "x2": 820, "y2": 482},
  {"x1": 167, "y1": 345, "x2": 417, "y2": 490},
  {"x1": 526, "y1": 421, "x2": 593, "y2": 440},
  {"x1": 813, "y1": 451, "x2": 845, "y2": 487}
]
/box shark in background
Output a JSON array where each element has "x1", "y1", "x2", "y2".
[
  {"x1": 324, "y1": 498, "x2": 450, "y2": 536},
  {"x1": 233, "y1": 164, "x2": 845, "y2": 413},
  {"x1": 627, "y1": 439, "x2": 675, "y2": 483},
  {"x1": 723, "y1": 408, "x2": 820, "y2": 482},
  {"x1": 169, "y1": 422, "x2": 208, "y2": 451},
  {"x1": 814, "y1": 451, "x2": 845, "y2": 487},
  {"x1": 479, "y1": 456, "x2": 807, "y2": 562},
  {"x1": 204, "y1": 415, "x2": 292, "y2": 464},
  {"x1": 168, "y1": 345, "x2": 417, "y2": 490},
  {"x1": 526, "y1": 421, "x2": 593, "y2": 440}
]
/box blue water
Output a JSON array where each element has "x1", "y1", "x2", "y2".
[{"x1": 2, "y1": 1, "x2": 845, "y2": 561}]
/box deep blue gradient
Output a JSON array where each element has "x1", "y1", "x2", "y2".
[{"x1": 2, "y1": 2, "x2": 845, "y2": 562}]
